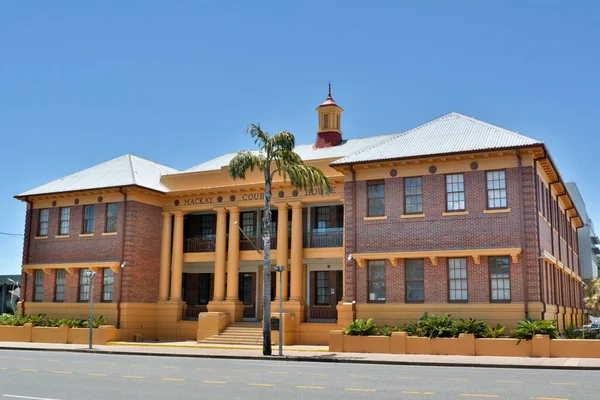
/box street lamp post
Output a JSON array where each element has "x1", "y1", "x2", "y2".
[
  {"x1": 86, "y1": 271, "x2": 97, "y2": 350},
  {"x1": 273, "y1": 265, "x2": 285, "y2": 356}
]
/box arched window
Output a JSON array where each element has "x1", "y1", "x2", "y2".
[{"x1": 323, "y1": 114, "x2": 329, "y2": 129}]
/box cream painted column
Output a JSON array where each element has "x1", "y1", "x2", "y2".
[
  {"x1": 169, "y1": 211, "x2": 185, "y2": 301},
  {"x1": 158, "y1": 212, "x2": 173, "y2": 302},
  {"x1": 226, "y1": 207, "x2": 241, "y2": 301},
  {"x1": 212, "y1": 208, "x2": 228, "y2": 301},
  {"x1": 289, "y1": 202, "x2": 304, "y2": 301},
  {"x1": 275, "y1": 203, "x2": 289, "y2": 300}
]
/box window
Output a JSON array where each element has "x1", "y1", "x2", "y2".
[
  {"x1": 106, "y1": 203, "x2": 118, "y2": 233},
  {"x1": 59, "y1": 207, "x2": 70, "y2": 235},
  {"x1": 103, "y1": 269, "x2": 114, "y2": 302},
  {"x1": 38, "y1": 209, "x2": 49, "y2": 236},
  {"x1": 79, "y1": 269, "x2": 91, "y2": 302},
  {"x1": 316, "y1": 207, "x2": 331, "y2": 230},
  {"x1": 55, "y1": 270, "x2": 66, "y2": 302},
  {"x1": 83, "y1": 205, "x2": 95, "y2": 234},
  {"x1": 486, "y1": 170, "x2": 507, "y2": 209},
  {"x1": 406, "y1": 259, "x2": 424, "y2": 302},
  {"x1": 446, "y1": 174, "x2": 465, "y2": 211},
  {"x1": 448, "y1": 258, "x2": 468, "y2": 301},
  {"x1": 316, "y1": 271, "x2": 330, "y2": 305},
  {"x1": 200, "y1": 215, "x2": 215, "y2": 237},
  {"x1": 34, "y1": 270, "x2": 44, "y2": 302},
  {"x1": 405, "y1": 177, "x2": 423, "y2": 214},
  {"x1": 367, "y1": 181, "x2": 385, "y2": 216},
  {"x1": 241, "y1": 212, "x2": 256, "y2": 235},
  {"x1": 199, "y1": 273, "x2": 211, "y2": 305},
  {"x1": 490, "y1": 257, "x2": 511, "y2": 301},
  {"x1": 368, "y1": 260, "x2": 386, "y2": 302}
]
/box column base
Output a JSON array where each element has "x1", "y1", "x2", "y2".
[{"x1": 207, "y1": 300, "x2": 245, "y2": 324}]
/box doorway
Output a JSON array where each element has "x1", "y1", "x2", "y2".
[
  {"x1": 308, "y1": 270, "x2": 342, "y2": 322},
  {"x1": 239, "y1": 272, "x2": 257, "y2": 320}
]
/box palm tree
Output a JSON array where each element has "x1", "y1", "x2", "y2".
[{"x1": 229, "y1": 123, "x2": 330, "y2": 355}]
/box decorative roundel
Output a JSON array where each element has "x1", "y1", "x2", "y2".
[
  {"x1": 217, "y1": 196, "x2": 223, "y2": 203},
  {"x1": 278, "y1": 191, "x2": 285, "y2": 198},
  {"x1": 74, "y1": 198, "x2": 79, "y2": 205},
  {"x1": 52, "y1": 201, "x2": 57, "y2": 207},
  {"x1": 429, "y1": 166, "x2": 437, "y2": 174},
  {"x1": 97, "y1": 196, "x2": 103, "y2": 203},
  {"x1": 292, "y1": 190, "x2": 299, "y2": 197},
  {"x1": 174, "y1": 200, "x2": 180, "y2": 206},
  {"x1": 389, "y1": 169, "x2": 398, "y2": 177},
  {"x1": 470, "y1": 162, "x2": 479, "y2": 170},
  {"x1": 230, "y1": 195, "x2": 236, "y2": 202}
]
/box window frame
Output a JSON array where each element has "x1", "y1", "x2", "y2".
[
  {"x1": 102, "y1": 269, "x2": 114, "y2": 302},
  {"x1": 58, "y1": 207, "x2": 71, "y2": 235},
  {"x1": 82, "y1": 205, "x2": 95, "y2": 234},
  {"x1": 315, "y1": 271, "x2": 330, "y2": 305},
  {"x1": 55, "y1": 269, "x2": 66, "y2": 302},
  {"x1": 447, "y1": 257, "x2": 468, "y2": 303},
  {"x1": 486, "y1": 170, "x2": 508, "y2": 210},
  {"x1": 79, "y1": 268, "x2": 91, "y2": 302},
  {"x1": 105, "y1": 203, "x2": 118, "y2": 233},
  {"x1": 445, "y1": 173, "x2": 466, "y2": 212},
  {"x1": 405, "y1": 259, "x2": 425, "y2": 303},
  {"x1": 489, "y1": 256, "x2": 511, "y2": 303},
  {"x1": 404, "y1": 176, "x2": 423, "y2": 215},
  {"x1": 38, "y1": 209, "x2": 49, "y2": 236},
  {"x1": 366, "y1": 180, "x2": 385, "y2": 217},
  {"x1": 33, "y1": 270, "x2": 44, "y2": 302},
  {"x1": 367, "y1": 260, "x2": 386, "y2": 303}
]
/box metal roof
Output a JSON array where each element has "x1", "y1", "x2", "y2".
[
  {"x1": 18, "y1": 154, "x2": 180, "y2": 197},
  {"x1": 331, "y1": 113, "x2": 541, "y2": 165}
]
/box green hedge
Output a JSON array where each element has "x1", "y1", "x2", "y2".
[{"x1": 0, "y1": 313, "x2": 108, "y2": 329}]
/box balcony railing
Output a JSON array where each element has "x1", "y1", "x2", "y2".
[
  {"x1": 185, "y1": 237, "x2": 216, "y2": 253},
  {"x1": 185, "y1": 304, "x2": 208, "y2": 320},
  {"x1": 303, "y1": 228, "x2": 343, "y2": 248},
  {"x1": 307, "y1": 305, "x2": 338, "y2": 323}
]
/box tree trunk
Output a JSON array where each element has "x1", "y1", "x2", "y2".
[{"x1": 262, "y1": 169, "x2": 273, "y2": 356}]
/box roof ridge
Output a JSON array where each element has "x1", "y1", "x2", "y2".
[
  {"x1": 127, "y1": 154, "x2": 137, "y2": 185},
  {"x1": 128, "y1": 153, "x2": 181, "y2": 172},
  {"x1": 450, "y1": 112, "x2": 541, "y2": 143}
]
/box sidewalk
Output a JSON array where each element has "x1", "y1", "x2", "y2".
[{"x1": 1, "y1": 341, "x2": 599, "y2": 370}]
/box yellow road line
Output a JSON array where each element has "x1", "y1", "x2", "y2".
[
  {"x1": 0, "y1": 367, "x2": 8, "y2": 370},
  {"x1": 497, "y1": 380, "x2": 523, "y2": 383},
  {"x1": 203, "y1": 380, "x2": 228, "y2": 384},
  {"x1": 162, "y1": 378, "x2": 185, "y2": 382},
  {"x1": 162, "y1": 366, "x2": 177, "y2": 369},
  {"x1": 461, "y1": 395, "x2": 498, "y2": 398},
  {"x1": 297, "y1": 386, "x2": 325, "y2": 390},
  {"x1": 51, "y1": 371, "x2": 73, "y2": 374},
  {"x1": 346, "y1": 388, "x2": 377, "y2": 392},
  {"x1": 551, "y1": 382, "x2": 578, "y2": 385},
  {"x1": 123, "y1": 375, "x2": 146, "y2": 379},
  {"x1": 87, "y1": 373, "x2": 108, "y2": 377},
  {"x1": 402, "y1": 391, "x2": 435, "y2": 395},
  {"x1": 20, "y1": 369, "x2": 38, "y2": 372},
  {"x1": 196, "y1": 368, "x2": 214, "y2": 371},
  {"x1": 249, "y1": 383, "x2": 275, "y2": 387}
]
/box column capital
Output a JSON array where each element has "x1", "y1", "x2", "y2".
[
  {"x1": 273, "y1": 202, "x2": 289, "y2": 209},
  {"x1": 289, "y1": 201, "x2": 304, "y2": 209},
  {"x1": 227, "y1": 206, "x2": 240, "y2": 214},
  {"x1": 162, "y1": 211, "x2": 173, "y2": 217},
  {"x1": 172, "y1": 210, "x2": 186, "y2": 217},
  {"x1": 214, "y1": 207, "x2": 228, "y2": 214}
]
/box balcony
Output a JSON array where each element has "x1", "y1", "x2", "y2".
[
  {"x1": 303, "y1": 228, "x2": 343, "y2": 248},
  {"x1": 185, "y1": 237, "x2": 216, "y2": 253}
]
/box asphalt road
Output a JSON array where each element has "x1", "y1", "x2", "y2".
[{"x1": 0, "y1": 349, "x2": 597, "y2": 400}]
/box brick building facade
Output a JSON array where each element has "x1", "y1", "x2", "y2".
[{"x1": 15, "y1": 91, "x2": 586, "y2": 343}]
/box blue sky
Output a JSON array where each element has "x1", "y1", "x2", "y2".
[{"x1": 1, "y1": 1, "x2": 599, "y2": 275}]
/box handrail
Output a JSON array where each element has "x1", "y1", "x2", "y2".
[{"x1": 219, "y1": 313, "x2": 229, "y2": 322}]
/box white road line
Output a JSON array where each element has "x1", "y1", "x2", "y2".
[{"x1": 2, "y1": 395, "x2": 64, "y2": 400}]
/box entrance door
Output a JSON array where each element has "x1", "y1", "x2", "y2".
[
  {"x1": 308, "y1": 270, "x2": 342, "y2": 322},
  {"x1": 239, "y1": 272, "x2": 257, "y2": 320}
]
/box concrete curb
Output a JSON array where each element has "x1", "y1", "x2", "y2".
[{"x1": 1, "y1": 345, "x2": 600, "y2": 370}]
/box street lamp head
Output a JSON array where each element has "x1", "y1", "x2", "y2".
[
  {"x1": 84, "y1": 271, "x2": 97, "y2": 278},
  {"x1": 274, "y1": 265, "x2": 285, "y2": 272},
  {"x1": 347, "y1": 254, "x2": 353, "y2": 262},
  {"x1": 7, "y1": 278, "x2": 18, "y2": 284}
]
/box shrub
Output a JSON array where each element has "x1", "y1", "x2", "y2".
[
  {"x1": 562, "y1": 326, "x2": 600, "y2": 339},
  {"x1": 485, "y1": 323, "x2": 506, "y2": 338},
  {"x1": 0, "y1": 314, "x2": 108, "y2": 329},
  {"x1": 452, "y1": 318, "x2": 488, "y2": 338},
  {"x1": 344, "y1": 318, "x2": 378, "y2": 336},
  {"x1": 380, "y1": 325, "x2": 402, "y2": 336},
  {"x1": 418, "y1": 313, "x2": 455, "y2": 339},
  {"x1": 513, "y1": 318, "x2": 558, "y2": 343}
]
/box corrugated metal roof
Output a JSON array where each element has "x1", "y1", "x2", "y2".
[
  {"x1": 18, "y1": 154, "x2": 180, "y2": 196},
  {"x1": 331, "y1": 113, "x2": 541, "y2": 165},
  {"x1": 183, "y1": 133, "x2": 399, "y2": 173}
]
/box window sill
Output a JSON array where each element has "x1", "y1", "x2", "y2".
[
  {"x1": 34, "y1": 236, "x2": 48, "y2": 240},
  {"x1": 442, "y1": 211, "x2": 468, "y2": 216},
  {"x1": 102, "y1": 232, "x2": 118, "y2": 236},
  {"x1": 363, "y1": 216, "x2": 388, "y2": 221},
  {"x1": 483, "y1": 208, "x2": 511, "y2": 214},
  {"x1": 55, "y1": 235, "x2": 70, "y2": 239},
  {"x1": 79, "y1": 233, "x2": 94, "y2": 238},
  {"x1": 401, "y1": 213, "x2": 425, "y2": 219}
]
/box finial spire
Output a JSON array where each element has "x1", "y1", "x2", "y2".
[{"x1": 328, "y1": 81, "x2": 331, "y2": 97}]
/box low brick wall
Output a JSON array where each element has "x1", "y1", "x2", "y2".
[
  {"x1": 329, "y1": 331, "x2": 600, "y2": 358},
  {"x1": 0, "y1": 324, "x2": 117, "y2": 345}
]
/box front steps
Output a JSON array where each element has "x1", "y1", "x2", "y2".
[{"x1": 198, "y1": 322, "x2": 274, "y2": 346}]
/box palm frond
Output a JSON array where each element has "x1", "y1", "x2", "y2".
[
  {"x1": 276, "y1": 163, "x2": 331, "y2": 194},
  {"x1": 228, "y1": 151, "x2": 264, "y2": 180},
  {"x1": 246, "y1": 123, "x2": 269, "y2": 153},
  {"x1": 271, "y1": 130, "x2": 295, "y2": 152}
]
